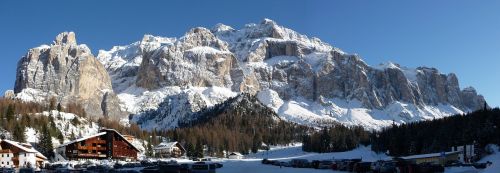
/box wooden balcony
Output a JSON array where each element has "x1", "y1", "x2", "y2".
[
  {"x1": 0, "y1": 149, "x2": 12, "y2": 153},
  {"x1": 77, "y1": 146, "x2": 107, "y2": 150}
]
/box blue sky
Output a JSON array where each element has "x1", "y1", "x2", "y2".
[{"x1": 0, "y1": 0, "x2": 499, "y2": 107}]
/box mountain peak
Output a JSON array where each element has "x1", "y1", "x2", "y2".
[
  {"x1": 211, "y1": 23, "x2": 234, "y2": 33},
  {"x1": 54, "y1": 31, "x2": 76, "y2": 45},
  {"x1": 261, "y1": 18, "x2": 277, "y2": 25}
]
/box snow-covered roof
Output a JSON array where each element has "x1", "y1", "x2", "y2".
[
  {"x1": 100, "y1": 129, "x2": 140, "y2": 152},
  {"x1": 401, "y1": 151, "x2": 461, "y2": 160},
  {"x1": 56, "y1": 132, "x2": 107, "y2": 148},
  {"x1": 229, "y1": 152, "x2": 243, "y2": 156},
  {"x1": 56, "y1": 129, "x2": 140, "y2": 152},
  {"x1": 154, "y1": 141, "x2": 185, "y2": 152},
  {"x1": 1, "y1": 140, "x2": 47, "y2": 160}
]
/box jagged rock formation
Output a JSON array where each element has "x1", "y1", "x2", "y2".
[
  {"x1": 96, "y1": 19, "x2": 485, "y2": 130},
  {"x1": 14, "y1": 32, "x2": 125, "y2": 120},
  {"x1": 13, "y1": 19, "x2": 486, "y2": 130}
]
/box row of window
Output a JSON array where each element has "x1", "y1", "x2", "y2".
[{"x1": 1, "y1": 153, "x2": 10, "y2": 157}]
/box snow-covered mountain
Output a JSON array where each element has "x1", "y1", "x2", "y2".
[{"x1": 13, "y1": 19, "x2": 486, "y2": 130}]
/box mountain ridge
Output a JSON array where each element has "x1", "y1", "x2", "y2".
[{"x1": 11, "y1": 19, "x2": 486, "y2": 130}]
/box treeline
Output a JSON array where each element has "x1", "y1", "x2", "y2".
[
  {"x1": 302, "y1": 124, "x2": 370, "y2": 153},
  {"x1": 158, "y1": 94, "x2": 311, "y2": 157},
  {"x1": 372, "y1": 107, "x2": 500, "y2": 157},
  {"x1": 0, "y1": 97, "x2": 153, "y2": 159}
]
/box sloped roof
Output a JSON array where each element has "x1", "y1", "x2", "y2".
[
  {"x1": 229, "y1": 152, "x2": 243, "y2": 156},
  {"x1": 1, "y1": 140, "x2": 47, "y2": 160},
  {"x1": 154, "y1": 141, "x2": 185, "y2": 152},
  {"x1": 100, "y1": 129, "x2": 140, "y2": 152},
  {"x1": 401, "y1": 151, "x2": 461, "y2": 160},
  {"x1": 56, "y1": 129, "x2": 140, "y2": 152},
  {"x1": 56, "y1": 132, "x2": 107, "y2": 148}
]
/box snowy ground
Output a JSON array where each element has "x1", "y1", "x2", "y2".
[
  {"x1": 213, "y1": 144, "x2": 497, "y2": 173},
  {"x1": 215, "y1": 144, "x2": 386, "y2": 173}
]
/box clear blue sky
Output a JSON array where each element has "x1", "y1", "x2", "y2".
[{"x1": 1, "y1": 0, "x2": 499, "y2": 107}]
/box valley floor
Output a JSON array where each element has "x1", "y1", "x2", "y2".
[{"x1": 213, "y1": 144, "x2": 497, "y2": 173}]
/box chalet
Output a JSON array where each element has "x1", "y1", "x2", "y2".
[
  {"x1": 228, "y1": 152, "x2": 243, "y2": 159},
  {"x1": 55, "y1": 129, "x2": 139, "y2": 161},
  {"x1": 153, "y1": 141, "x2": 186, "y2": 158},
  {"x1": 401, "y1": 151, "x2": 461, "y2": 165},
  {"x1": 0, "y1": 140, "x2": 47, "y2": 169}
]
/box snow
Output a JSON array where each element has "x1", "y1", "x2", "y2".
[
  {"x1": 186, "y1": 46, "x2": 231, "y2": 55},
  {"x1": 25, "y1": 127, "x2": 38, "y2": 143},
  {"x1": 15, "y1": 88, "x2": 48, "y2": 102},
  {"x1": 257, "y1": 89, "x2": 283, "y2": 112},
  {"x1": 373, "y1": 62, "x2": 422, "y2": 83},
  {"x1": 266, "y1": 95, "x2": 463, "y2": 130},
  {"x1": 216, "y1": 144, "x2": 387, "y2": 173},
  {"x1": 478, "y1": 145, "x2": 500, "y2": 173}
]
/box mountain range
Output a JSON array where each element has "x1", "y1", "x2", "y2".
[{"x1": 10, "y1": 19, "x2": 486, "y2": 130}]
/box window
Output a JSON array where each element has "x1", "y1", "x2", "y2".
[
  {"x1": 6, "y1": 162, "x2": 8, "y2": 165},
  {"x1": 80, "y1": 141, "x2": 86, "y2": 146},
  {"x1": 1, "y1": 154, "x2": 3, "y2": 157},
  {"x1": 92, "y1": 143, "x2": 97, "y2": 147},
  {"x1": 25, "y1": 153, "x2": 27, "y2": 157}
]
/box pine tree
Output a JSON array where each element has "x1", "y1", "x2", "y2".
[
  {"x1": 57, "y1": 131, "x2": 64, "y2": 144},
  {"x1": 5, "y1": 104, "x2": 15, "y2": 122},
  {"x1": 38, "y1": 124, "x2": 54, "y2": 159},
  {"x1": 49, "y1": 97, "x2": 56, "y2": 110},
  {"x1": 57, "y1": 103, "x2": 62, "y2": 112},
  {"x1": 12, "y1": 123, "x2": 25, "y2": 142}
]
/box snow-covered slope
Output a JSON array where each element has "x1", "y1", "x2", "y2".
[{"x1": 92, "y1": 19, "x2": 487, "y2": 130}]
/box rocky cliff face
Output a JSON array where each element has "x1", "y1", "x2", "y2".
[
  {"x1": 14, "y1": 32, "x2": 125, "y2": 120},
  {"x1": 94, "y1": 19, "x2": 486, "y2": 130},
  {"x1": 15, "y1": 19, "x2": 485, "y2": 130}
]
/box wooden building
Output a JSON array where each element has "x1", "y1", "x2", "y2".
[
  {"x1": 401, "y1": 151, "x2": 460, "y2": 165},
  {"x1": 55, "y1": 129, "x2": 139, "y2": 161},
  {"x1": 228, "y1": 152, "x2": 243, "y2": 159},
  {"x1": 153, "y1": 141, "x2": 186, "y2": 158},
  {"x1": 0, "y1": 139, "x2": 47, "y2": 169}
]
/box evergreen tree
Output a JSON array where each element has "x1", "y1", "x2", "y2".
[
  {"x1": 57, "y1": 103, "x2": 62, "y2": 112},
  {"x1": 38, "y1": 124, "x2": 54, "y2": 159},
  {"x1": 12, "y1": 123, "x2": 25, "y2": 142},
  {"x1": 195, "y1": 141, "x2": 204, "y2": 158},
  {"x1": 57, "y1": 131, "x2": 64, "y2": 144},
  {"x1": 5, "y1": 104, "x2": 14, "y2": 122}
]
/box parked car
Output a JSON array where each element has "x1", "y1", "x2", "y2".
[
  {"x1": 213, "y1": 162, "x2": 223, "y2": 168},
  {"x1": 20, "y1": 168, "x2": 35, "y2": 173},
  {"x1": 353, "y1": 162, "x2": 372, "y2": 173},
  {"x1": 271, "y1": 160, "x2": 281, "y2": 166},
  {"x1": 280, "y1": 161, "x2": 291, "y2": 167},
  {"x1": 473, "y1": 162, "x2": 489, "y2": 169},
  {"x1": 311, "y1": 160, "x2": 321, "y2": 169},
  {"x1": 379, "y1": 161, "x2": 397, "y2": 173},
  {"x1": 0, "y1": 168, "x2": 15, "y2": 173},
  {"x1": 261, "y1": 158, "x2": 273, "y2": 164},
  {"x1": 417, "y1": 162, "x2": 444, "y2": 173},
  {"x1": 371, "y1": 160, "x2": 384, "y2": 173},
  {"x1": 318, "y1": 160, "x2": 333, "y2": 169},
  {"x1": 346, "y1": 160, "x2": 362, "y2": 172},
  {"x1": 192, "y1": 163, "x2": 210, "y2": 173},
  {"x1": 290, "y1": 159, "x2": 310, "y2": 168}
]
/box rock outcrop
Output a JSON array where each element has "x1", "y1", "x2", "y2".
[
  {"x1": 91, "y1": 19, "x2": 487, "y2": 130},
  {"x1": 14, "y1": 32, "x2": 125, "y2": 120}
]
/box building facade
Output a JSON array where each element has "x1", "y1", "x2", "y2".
[
  {"x1": 0, "y1": 140, "x2": 47, "y2": 169},
  {"x1": 401, "y1": 151, "x2": 460, "y2": 165},
  {"x1": 153, "y1": 142, "x2": 186, "y2": 158},
  {"x1": 55, "y1": 129, "x2": 139, "y2": 161}
]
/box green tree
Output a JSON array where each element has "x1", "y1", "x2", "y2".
[
  {"x1": 12, "y1": 123, "x2": 25, "y2": 142},
  {"x1": 38, "y1": 124, "x2": 54, "y2": 159}
]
